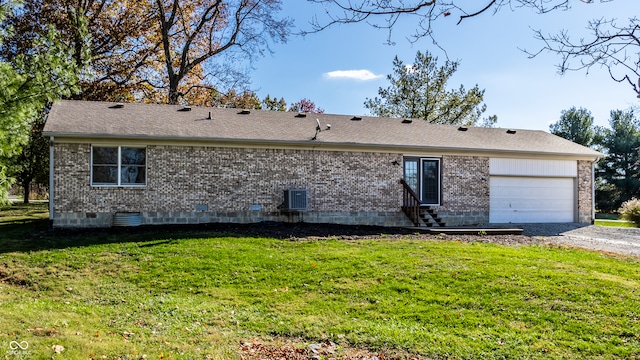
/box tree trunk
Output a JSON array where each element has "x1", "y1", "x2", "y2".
[
  {"x1": 168, "y1": 88, "x2": 180, "y2": 105},
  {"x1": 23, "y1": 181, "x2": 30, "y2": 204},
  {"x1": 168, "y1": 74, "x2": 181, "y2": 105}
]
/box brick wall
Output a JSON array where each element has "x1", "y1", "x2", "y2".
[
  {"x1": 52, "y1": 143, "x2": 411, "y2": 227},
  {"x1": 577, "y1": 160, "x2": 594, "y2": 223},
  {"x1": 51, "y1": 143, "x2": 594, "y2": 228},
  {"x1": 437, "y1": 155, "x2": 490, "y2": 226}
]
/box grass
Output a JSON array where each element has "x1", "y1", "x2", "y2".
[
  {"x1": 0, "y1": 201, "x2": 49, "y2": 224},
  {"x1": 594, "y1": 213, "x2": 638, "y2": 228},
  {"x1": 594, "y1": 219, "x2": 638, "y2": 228},
  {"x1": 1, "y1": 204, "x2": 640, "y2": 359},
  {"x1": 0, "y1": 202, "x2": 50, "y2": 239}
]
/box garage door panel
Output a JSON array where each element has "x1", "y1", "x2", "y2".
[
  {"x1": 490, "y1": 177, "x2": 574, "y2": 223},
  {"x1": 490, "y1": 158, "x2": 577, "y2": 177}
]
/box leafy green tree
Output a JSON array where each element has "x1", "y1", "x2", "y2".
[
  {"x1": 262, "y1": 95, "x2": 287, "y2": 111},
  {"x1": 0, "y1": 3, "x2": 85, "y2": 204},
  {"x1": 549, "y1": 107, "x2": 595, "y2": 147},
  {"x1": 4, "y1": 0, "x2": 293, "y2": 106},
  {"x1": 1, "y1": 0, "x2": 152, "y2": 102},
  {"x1": 2, "y1": 109, "x2": 49, "y2": 203},
  {"x1": 594, "y1": 109, "x2": 640, "y2": 212},
  {"x1": 210, "y1": 89, "x2": 262, "y2": 109},
  {"x1": 364, "y1": 50, "x2": 494, "y2": 126}
]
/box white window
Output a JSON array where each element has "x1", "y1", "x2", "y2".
[{"x1": 91, "y1": 146, "x2": 146, "y2": 186}]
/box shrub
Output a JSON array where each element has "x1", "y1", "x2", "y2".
[{"x1": 618, "y1": 198, "x2": 640, "y2": 225}]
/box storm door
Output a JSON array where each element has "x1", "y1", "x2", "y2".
[
  {"x1": 421, "y1": 159, "x2": 440, "y2": 205},
  {"x1": 403, "y1": 158, "x2": 441, "y2": 205}
]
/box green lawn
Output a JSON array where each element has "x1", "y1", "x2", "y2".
[
  {"x1": 594, "y1": 219, "x2": 638, "y2": 228},
  {"x1": 594, "y1": 213, "x2": 637, "y2": 228},
  {"x1": 1, "y1": 204, "x2": 640, "y2": 359}
]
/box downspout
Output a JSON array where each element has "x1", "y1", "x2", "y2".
[{"x1": 49, "y1": 136, "x2": 54, "y2": 226}]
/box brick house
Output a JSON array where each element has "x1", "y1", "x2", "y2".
[{"x1": 43, "y1": 100, "x2": 601, "y2": 228}]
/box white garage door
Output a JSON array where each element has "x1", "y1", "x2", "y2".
[{"x1": 490, "y1": 176, "x2": 575, "y2": 223}]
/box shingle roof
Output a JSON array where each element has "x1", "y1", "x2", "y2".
[{"x1": 43, "y1": 100, "x2": 602, "y2": 159}]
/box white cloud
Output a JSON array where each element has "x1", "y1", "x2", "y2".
[{"x1": 324, "y1": 69, "x2": 383, "y2": 81}]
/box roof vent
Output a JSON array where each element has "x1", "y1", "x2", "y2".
[
  {"x1": 238, "y1": 109, "x2": 251, "y2": 115},
  {"x1": 506, "y1": 129, "x2": 517, "y2": 134},
  {"x1": 458, "y1": 126, "x2": 468, "y2": 131},
  {"x1": 295, "y1": 113, "x2": 307, "y2": 118},
  {"x1": 178, "y1": 107, "x2": 191, "y2": 112},
  {"x1": 351, "y1": 116, "x2": 362, "y2": 121},
  {"x1": 109, "y1": 104, "x2": 125, "y2": 109},
  {"x1": 402, "y1": 119, "x2": 413, "y2": 124}
]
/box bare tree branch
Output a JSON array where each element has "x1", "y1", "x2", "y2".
[
  {"x1": 525, "y1": 17, "x2": 640, "y2": 96},
  {"x1": 304, "y1": 0, "x2": 574, "y2": 39},
  {"x1": 154, "y1": 0, "x2": 293, "y2": 104},
  {"x1": 306, "y1": 0, "x2": 638, "y2": 96}
]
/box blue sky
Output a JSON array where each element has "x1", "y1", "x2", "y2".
[{"x1": 248, "y1": 0, "x2": 638, "y2": 131}]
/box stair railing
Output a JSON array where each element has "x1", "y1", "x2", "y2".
[{"x1": 400, "y1": 179, "x2": 422, "y2": 226}]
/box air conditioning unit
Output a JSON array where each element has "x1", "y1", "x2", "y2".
[{"x1": 283, "y1": 189, "x2": 308, "y2": 211}]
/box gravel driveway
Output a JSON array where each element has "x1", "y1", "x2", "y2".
[{"x1": 516, "y1": 223, "x2": 640, "y2": 257}]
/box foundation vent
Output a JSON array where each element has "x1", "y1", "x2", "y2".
[{"x1": 113, "y1": 212, "x2": 142, "y2": 227}]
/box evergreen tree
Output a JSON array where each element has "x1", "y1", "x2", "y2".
[
  {"x1": 262, "y1": 95, "x2": 287, "y2": 111},
  {"x1": 365, "y1": 50, "x2": 494, "y2": 126},
  {"x1": 549, "y1": 107, "x2": 595, "y2": 147},
  {"x1": 594, "y1": 109, "x2": 640, "y2": 212}
]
